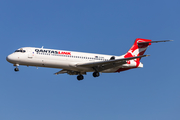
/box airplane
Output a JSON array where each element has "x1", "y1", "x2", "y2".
[{"x1": 6, "y1": 38, "x2": 172, "y2": 80}]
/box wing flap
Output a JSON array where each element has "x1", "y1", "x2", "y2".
[
  {"x1": 54, "y1": 69, "x2": 87, "y2": 75},
  {"x1": 54, "y1": 69, "x2": 68, "y2": 75}
]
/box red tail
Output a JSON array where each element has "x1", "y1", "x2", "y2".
[{"x1": 124, "y1": 38, "x2": 152, "y2": 61}]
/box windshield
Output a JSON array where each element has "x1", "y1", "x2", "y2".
[{"x1": 15, "y1": 49, "x2": 26, "y2": 53}]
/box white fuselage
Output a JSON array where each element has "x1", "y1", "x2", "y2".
[{"x1": 6, "y1": 47, "x2": 140, "y2": 73}]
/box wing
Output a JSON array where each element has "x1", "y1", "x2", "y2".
[
  {"x1": 54, "y1": 69, "x2": 68, "y2": 75},
  {"x1": 54, "y1": 69, "x2": 87, "y2": 75},
  {"x1": 54, "y1": 55, "x2": 149, "y2": 75},
  {"x1": 76, "y1": 55, "x2": 149, "y2": 70}
]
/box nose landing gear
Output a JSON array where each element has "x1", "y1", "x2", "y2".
[
  {"x1": 14, "y1": 68, "x2": 19, "y2": 71},
  {"x1": 14, "y1": 64, "x2": 19, "y2": 72}
]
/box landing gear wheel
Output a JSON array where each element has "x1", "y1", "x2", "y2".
[
  {"x1": 14, "y1": 68, "x2": 19, "y2": 72},
  {"x1": 77, "y1": 75, "x2": 84, "y2": 80},
  {"x1": 93, "y1": 72, "x2": 100, "y2": 77}
]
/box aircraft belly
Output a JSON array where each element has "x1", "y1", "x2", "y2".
[
  {"x1": 18, "y1": 58, "x2": 43, "y2": 67},
  {"x1": 68, "y1": 62, "x2": 93, "y2": 72},
  {"x1": 42, "y1": 59, "x2": 70, "y2": 68}
]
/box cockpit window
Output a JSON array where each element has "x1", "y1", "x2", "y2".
[{"x1": 15, "y1": 50, "x2": 26, "y2": 53}]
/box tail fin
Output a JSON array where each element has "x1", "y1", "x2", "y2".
[{"x1": 124, "y1": 38, "x2": 152, "y2": 60}]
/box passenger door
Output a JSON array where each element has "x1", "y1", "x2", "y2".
[{"x1": 28, "y1": 49, "x2": 34, "y2": 58}]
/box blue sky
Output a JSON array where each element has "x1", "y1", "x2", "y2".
[{"x1": 0, "y1": 0, "x2": 179, "y2": 120}]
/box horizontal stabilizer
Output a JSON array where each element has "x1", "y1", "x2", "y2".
[{"x1": 138, "y1": 40, "x2": 173, "y2": 44}]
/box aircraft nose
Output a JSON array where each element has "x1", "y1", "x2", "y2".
[
  {"x1": 6, "y1": 54, "x2": 12, "y2": 62},
  {"x1": 6, "y1": 54, "x2": 17, "y2": 63}
]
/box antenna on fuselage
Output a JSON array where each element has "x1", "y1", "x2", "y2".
[{"x1": 41, "y1": 46, "x2": 44, "y2": 49}]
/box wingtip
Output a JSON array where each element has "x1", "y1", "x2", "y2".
[
  {"x1": 150, "y1": 40, "x2": 174, "y2": 43},
  {"x1": 163, "y1": 40, "x2": 173, "y2": 42}
]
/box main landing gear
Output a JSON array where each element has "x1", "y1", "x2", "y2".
[
  {"x1": 77, "y1": 75, "x2": 84, "y2": 81},
  {"x1": 93, "y1": 72, "x2": 100, "y2": 77},
  {"x1": 77, "y1": 72, "x2": 100, "y2": 80}
]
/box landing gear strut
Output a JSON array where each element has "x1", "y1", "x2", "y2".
[
  {"x1": 14, "y1": 64, "x2": 19, "y2": 72},
  {"x1": 93, "y1": 72, "x2": 100, "y2": 77},
  {"x1": 77, "y1": 75, "x2": 84, "y2": 80}
]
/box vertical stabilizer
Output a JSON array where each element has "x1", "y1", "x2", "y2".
[{"x1": 124, "y1": 38, "x2": 152, "y2": 61}]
